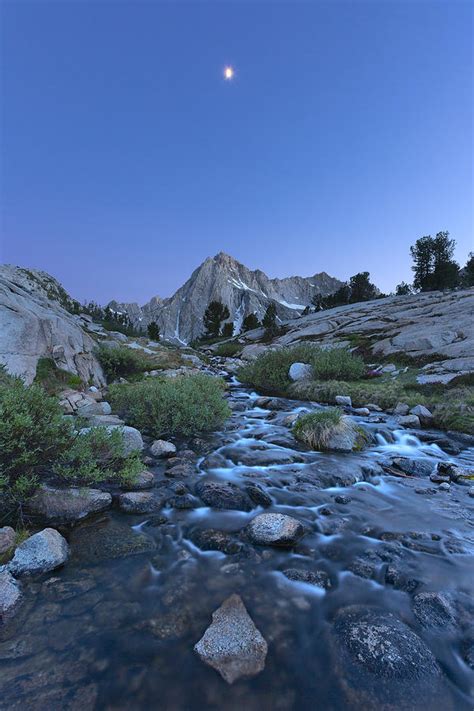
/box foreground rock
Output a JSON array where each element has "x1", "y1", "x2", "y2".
[
  {"x1": 246, "y1": 513, "x2": 305, "y2": 546},
  {"x1": 331, "y1": 605, "x2": 445, "y2": 709},
  {"x1": 195, "y1": 481, "x2": 253, "y2": 511},
  {"x1": 194, "y1": 594, "x2": 268, "y2": 684},
  {"x1": 8, "y1": 528, "x2": 69, "y2": 577},
  {"x1": 27, "y1": 486, "x2": 112, "y2": 524},
  {"x1": 0, "y1": 570, "x2": 22, "y2": 622}
]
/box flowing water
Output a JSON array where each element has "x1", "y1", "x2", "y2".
[{"x1": 1, "y1": 370, "x2": 474, "y2": 710}]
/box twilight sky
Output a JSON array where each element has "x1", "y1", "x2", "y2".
[{"x1": 1, "y1": 0, "x2": 472, "y2": 305}]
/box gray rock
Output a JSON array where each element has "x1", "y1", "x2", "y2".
[
  {"x1": 121, "y1": 470, "x2": 154, "y2": 490},
  {"x1": 413, "y1": 592, "x2": 456, "y2": 629},
  {"x1": 0, "y1": 265, "x2": 105, "y2": 386},
  {"x1": 283, "y1": 568, "x2": 331, "y2": 589},
  {"x1": 335, "y1": 395, "x2": 352, "y2": 407},
  {"x1": 150, "y1": 439, "x2": 177, "y2": 458},
  {"x1": 76, "y1": 400, "x2": 112, "y2": 417},
  {"x1": 27, "y1": 486, "x2": 112, "y2": 524},
  {"x1": 81, "y1": 425, "x2": 143, "y2": 454},
  {"x1": 393, "y1": 402, "x2": 410, "y2": 416},
  {"x1": 410, "y1": 404, "x2": 433, "y2": 425},
  {"x1": 195, "y1": 481, "x2": 253, "y2": 512},
  {"x1": 0, "y1": 527, "x2": 15, "y2": 556},
  {"x1": 353, "y1": 407, "x2": 370, "y2": 416},
  {"x1": 397, "y1": 414, "x2": 421, "y2": 429},
  {"x1": 194, "y1": 593, "x2": 268, "y2": 684},
  {"x1": 469, "y1": 486, "x2": 474, "y2": 498},
  {"x1": 8, "y1": 528, "x2": 69, "y2": 577},
  {"x1": 0, "y1": 570, "x2": 22, "y2": 621},
  {"x1": 366, "y1": 403, "x2": 383, "y2": 412},
  {"x1": 118, "y1": 492, "x2": 163, "y2": 514},
  {"x1": 288, "y1": 362, "x2": 313, "y2": 382},
  {"x1": 246, "y1": 513, "x2": 305, "y2": 546},
  {"x1": 391, "y1": 457, "x2": 435, "y2": 478}
]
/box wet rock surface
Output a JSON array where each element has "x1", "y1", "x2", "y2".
[
  {"x1": 194, "y1": 594, "x2": 268, "y2": 684},
  {"x1": 1, "y1": 369, "x2": 473, "y2": 710},
  {"x1": 27, "y1": 486, "x2": 112, "y2": 524},
  {"x1": 8, "y1": 529, "x2": 69, "y2": 577}
]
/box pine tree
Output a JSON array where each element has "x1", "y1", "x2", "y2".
[
  {"x1": 242, "y1": 313, "x2": 260, "y2": 331},
  {"x1": 395, "y1": 281, "x2": 412, "y2": 296},
  {"x1": 221, "y1": 322, "x2": 234, "y2": 338},
  {"x1": 349, "y1": 272, "x2": 377, "y2": 303},
  {"x1": 203, "y1": 301, "x2": 230, "y2": 337},
  {"x1": 262, "y1": 302, "x2": 277, "y2": 330},
  {"x1": 147, "y1": 321, "x2": 160, "y2": 341},
  {"x1": 410, "y1": 232, "x2": 459, "y2": 291},
  {"x1": 463, "y1": 252, "x2": 474, "y2": 287}
]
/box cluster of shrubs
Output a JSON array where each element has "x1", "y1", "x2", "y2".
[
  {"x1": 95, "y1": 343, "x2": 155, "y2": 380},
  {"x1": 109, "y1": 374, "x2": 230, "y2": 438},
  {"x1": 0, "y1": 375, "x2": 142, "y2": 510},
  {"x1": 238, "y1": 345, "x2": 365, "y2": 394}
]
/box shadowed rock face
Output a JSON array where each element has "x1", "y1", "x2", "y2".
[
  {"x1": 109, "y1": 252, "x2": 342, "y2": 343},
  {"x1": 0, "y1": 265, "x2": 105, "y2": 385},
  {"x1": 194, "y1": 594, "x2": 268, "y2": 684}
]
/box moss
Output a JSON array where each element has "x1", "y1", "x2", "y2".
[{"x1": 293, "y1": 408, "x2": 344, "y2": 450}]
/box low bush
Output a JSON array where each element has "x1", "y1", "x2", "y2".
[
  {"x1": 34, "y1": 357, "x2": 83, "y2": 394},
  {"x1": 215, "y1": 342, "x2": 242, "y2": 357},
  {"x1": 0, "y1": 381, "x2": 73, "y2": 500},
  {"x1": 54, "y1": 427, "x2": 142, "y2": 486},
  {"x1": 238, "y1": 345, "x2": 365, "y2": 394},
  {"x1": 109, "y1": 374, "x2": 231, "y2": 437},
  {"x1": 95, "y1": 344, "x2": 153, "y2": 381}
]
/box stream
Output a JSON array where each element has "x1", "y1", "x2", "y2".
[{"x1": 1, "y1": 368, "x2": 474, "y2": 710}]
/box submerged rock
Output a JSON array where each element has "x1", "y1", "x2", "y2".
[
  {"x1": 0, "y1": 570, "x2": 22, "y2": 622},
  {"x1": 413, "y1": 592, "x2": 457, "y2": 629},
  {"x1": 283, "y1": 568, "x2": 332, "y2": 590},
  {"x1": 246, "y1": 513, "x2": 305, "y2": 546},
  {"x1": 8, "y1": 528, "x2": 69, "y2": 577},
  {"x1": 27, "y1": 485, "x2": 112, "y2": 524},
  {"x1": 331, "y1": 605, "x2": 444, "y2": 709},
  {"x1": 194, "y1": 594, "x2": 268, "y2": 684}
]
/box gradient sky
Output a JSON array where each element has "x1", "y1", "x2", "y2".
[{"x1": 1, "y1": 0, "x2": 472, "y2": 305}]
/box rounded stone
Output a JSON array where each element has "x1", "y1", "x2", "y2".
[{"x1": 246, "y1": 513, "x2": 305, "y2": 546}]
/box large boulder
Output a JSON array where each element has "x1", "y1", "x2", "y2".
[
  {"x1": 194, "y1": 594, "x2": 268, "y2": 684},
  {"x1": 245, "y1": 513, "x2": 306, "y2": 546},
  {"x1": 27, "y1": 486, "x2": 112, "y2": 524},
  {"x1": 288, "y1": 362, "x2": 313, "y2": 382},
  {"x1": 79, "y1": 425, "x2": 144, "y2": 455},
  {"x1": 0, "y1": 265, "x2": 105, "y2": 385},
  {"x1": 0, "y1": 570, "x2": 22, "y2": 622},
  {"x1": 8, "y1": 528, "x2": 69, "y2": 577}
]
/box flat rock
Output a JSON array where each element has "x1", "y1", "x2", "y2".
[
  {"x1": 121, "y1": 470, "x2": 154, "y2": 490},
  {"x1": 283, "y1": 568, "x2": 331, "y2": 589},
  {"x1": 0, "y1": 570, "x2": 22, "y2": 622},
  {"x1": 194, "y1": 594, "x2": 268, "y2": 684},
  {"x1": 246, "y1": 513, "x2": 305, "y2": 546},
  {"x1": 27, "y1": 485, "x2": 112, "y2": 524},
  {"x1": 8, "y1": 528, "x2": 69, "y2": 577}
]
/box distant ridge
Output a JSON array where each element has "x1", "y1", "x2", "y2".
[{"x1": 109, "y1": 252, "x2": 342, "y2": 343}]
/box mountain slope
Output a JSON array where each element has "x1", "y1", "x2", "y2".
[{"x1": 110, "y1": 252, "x2": 342, "y2": 343}]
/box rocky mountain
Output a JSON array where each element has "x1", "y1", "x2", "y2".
[
  {"x1": 0, "y1": 265, "x2": 105, "y2": 385},
  {"x1": 109, "y1": 252, "x2": 342, "y2": 343}
]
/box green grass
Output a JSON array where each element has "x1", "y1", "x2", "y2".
[
  {"x1": 238, "y1": 345, "x2": 365, "y2": 394},
  {"x1": 214, "y1": 342, "x2": 242, "y2": 357},
  {"x1": 293, "y1": 408, "x2": 368, "y2": 451},
  {"x1": 35, "y1": 357, "x2": 83, "y2": 394},
  {"x1": 109, "y1": 373, "x2": 231, "y2": 438}
]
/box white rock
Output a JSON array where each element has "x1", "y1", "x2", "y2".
[
  {"x1": 354, "y1": 407, "x2": 370, "y2": 416},
  {"x1": 393, "y1": 402, "x2": 410, "y2": 416},
  {"x1": 150, "y1": 439, "x2": 177, "y2": 458},
  {"x1": 335, "y1": 395, "x2": 352, "y2": 407},
  {"x1": 288, "y1": 362, "x2": 313, "y2": 382},
  {"x1": 8, "y1": 529, "x2": 69, "y2": 577},
  {"x1": 410, "y1": 405, "x2": 433, "y2": 424}
]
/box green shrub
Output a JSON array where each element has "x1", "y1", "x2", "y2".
[
  {"x1": 54, "y1": 427, "x2": 142, "y2": 486},
  {"x1": 215, "y1": 342, "x2": 242, "y2": 357},
  {"x1": 293, "y1": 408, "x2": 343, "y2": 450},
  {"x1": 0, "y1": 364, "x2": 16, "y2": 387},
  {"x1": 0, "y1": 381, "x2": 73, "y2": 499},
  {"x1": 95, "y1": 344, "x2": 153, "y2": 381},
  {"x1": 237, "y1": 345, "x2": 365, "y2": 394},
  {"x1": 35, "y1": 357, "x2": 83, "y2": 394},
  {"x1": 109, "y1": 374, "x2": 231, "y2": 437},
  {"x1": 311, "y1": 347, "x2": 365, "y2": 381}
]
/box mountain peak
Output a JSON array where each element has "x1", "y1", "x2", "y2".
[{"x1": 212, "y1": 252, "x2": 240, "y2": 266}]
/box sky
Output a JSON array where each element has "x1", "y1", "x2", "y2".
[{"x1": 1, "y1": 0, "x2": 472, "y2": 305}]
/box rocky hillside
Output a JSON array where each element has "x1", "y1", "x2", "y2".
[
  {"x1": 0, "y1": 265, "x2": 105, "y2": 385},
  {"x1": 237, "y1": 288, "x2": 474, "y2": 383},
  {"x1": 109, "y1": 252, "x2": 342, "y2": 343}
]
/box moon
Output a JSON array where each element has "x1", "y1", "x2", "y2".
[{"x1": 223, "y1": 66, "x2": 234, "y2": 80}]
